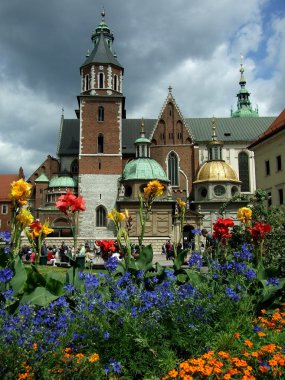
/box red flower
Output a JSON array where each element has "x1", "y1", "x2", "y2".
[
  {"x1": 56, "y1": 190, "x2": 86, "y2": 214},
  {"x1": 248, "y1": 222, "x2": 271, "y2": 242},
  {"x1": 96, "y1": 240, "x2": 116, "y2": 260},
  {"x1": 212, "y1": 217, "x2": 234, "y2": 244},
  {"x1": 30, "y1": 220, "x2": 42, "y2": 237},
  {"x1": 70, "y1": 196, "x2": 86, "y2": 212}
]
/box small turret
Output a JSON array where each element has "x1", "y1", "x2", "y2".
[{"x1": 231, "y1": 56, "x2": 259, "y2": 118}]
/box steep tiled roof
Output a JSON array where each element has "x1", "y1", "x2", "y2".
[
  {"x1": 82, "y1": 32, "x2": 123, "y2": 68},
  {"x1": 57, "y1": 116, "x2": 276, "y2": 156},
  {"x1": 0, "y1": 174, "x2": 18, "y2": 201},
  {"x1": 122, "y1": 119, "x2": 155, "y2": 154},
  {"x1": 248, "y1": 109, "x2": 285, "y2": 149},
  {"x1": 185, "y1": 117, "x2": 275, "y2": 143},
  {"x1": 57, "y1": 119, "x2": 80, "y2": 155}
]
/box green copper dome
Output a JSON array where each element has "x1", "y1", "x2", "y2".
[
  {"x1": 35, "y1": 173, "x2": 49, "y2": 183},
  {"x1": 49, "y1": 176, "x2": 77, "y2": 188},
  {"x1": 122, "y1": 158, "x2": 169, "y2": 182}
]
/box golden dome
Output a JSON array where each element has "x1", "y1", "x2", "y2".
[{"x1": 194, "y1": 161, "x2": 240, "y2": 183}]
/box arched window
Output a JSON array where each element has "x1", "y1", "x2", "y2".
[
  {"x1": 70, "y1": 159, "x2": 79, "y2": 174},
  {"x1": 113, "y1": 75, "x2": 118, "y2": 91},
  {"x1": 98, "y1": 106, "x2": 104, "y2": 122},
  {"x1": 96, "y1": 206, "x2": 107, "y2": 227},
  {"x1": 99, "y1": 73, "x2": 104, "y2": 88},
  {"x1": 238, "y1": 152, "x2": 250, "y2": 192},
  {"x1": 168, "y1": 151, "x2": 178, "y2": 186},
  {"x1": 98, "y1": 134, "x2": 104, "y2": 153}
]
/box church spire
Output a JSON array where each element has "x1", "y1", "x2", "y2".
[
  {"x1": 135, "y1": 118, "x2": 151, "y2": 158},
  {"x1": 231, "y1": 56, "x2": 259, "y2": 118},
  {"x1": 207, "y1": 117, "x2": 223, "y2": 161},
  {"x1": 82, "y1": 9, "x2": 123, "y2": 69}
]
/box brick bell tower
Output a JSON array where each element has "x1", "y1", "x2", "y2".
[{"x1": 78, "y1": 10, "x2": 125, "y2": 239}]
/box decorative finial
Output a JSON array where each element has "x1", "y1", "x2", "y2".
[
  {"x1": 61, "y1": 107, "x2": 64, "y2": 116},
  {"x1": 140, "y1": 118, "x2": 145, "y2": 137},
  {"x1": 86, "y1": 49, "x2": 90, "y2": 57},
  {"x1": 168, "y1": 85, "x2": 172, "y2": 93},
  {"x1": 211, "y1": 116, "x2": 217, "y2": 141},
  {"x1": 101, "y1": 7, "x2": 105, "y2": 21},
  {"x1": 239, "y1": 53, "x2": 245, "y2": 77}
]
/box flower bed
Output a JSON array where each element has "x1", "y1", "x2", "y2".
[{"x1": 0, "y1": 180, "x2": 284, "y2": 379}]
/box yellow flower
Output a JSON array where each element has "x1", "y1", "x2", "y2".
[
  {"x1": 16, "y1": 208, "x2": 34, "y2": 227},
  {"x1": 237, "y1": 207, "x2": 252, "y2": 224},
  {"x1": 143, "y1": 180, "x2": 164, "y2": 200},
  {"x1": 9, "y1": 179, "x2": 32, "y2": 206},
  {"x1": 118, "y1": 212, "x2": 126, "y2": 222},
  {"x1": 107, "y1": 209, "x2": 116, "y2": 221},
  {"x1": 177, "y1": 198, "x2": 186, "y2": 208},
  {"x1": 41, "y1": 223, "x2": 54, "y2": 236},
  {"x1": 108, "y1": 209, "x2": 125, "y2": 223}
]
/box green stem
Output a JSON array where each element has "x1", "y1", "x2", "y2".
[{"x1": 138, "y1": 194, "x2": 146, "y2": 252}]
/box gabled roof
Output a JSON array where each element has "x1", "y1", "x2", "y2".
[
  {"x1": 248, "y1": 109, "x2": 285, "y2": 149},
  {"x1": 149, "y1": 90, "x2": 194, "y2": 142},
  {"x1": 0, "y1": 174, "x2": 18, "y2": 201}
]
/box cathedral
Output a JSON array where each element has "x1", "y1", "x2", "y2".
[{"x1": 28, "y1": 11, "x2": 276, "y2": 250}]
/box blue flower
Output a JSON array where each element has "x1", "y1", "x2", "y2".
[
  {"x1": 103, "y1": 331, "x2": 110, "y2": 339},
  {"x1": 188, "y1": 252, "x2": 202, "y2": 269},
  {"x1": 225, "y1": 287, "x2": 241, "y2": 302},
  {"x1": 253, "y1": 325, "x2": 262, "y2": 333},
  {"x1": 0, "y1": 268, "x2": 14, "y2": 283},
  {"x1": 1, "y1": 289, "x2": 14, "y2": 300},
  {"x1": 104, "y1": 256, "x2": 119, "y2": 273},
  {"x1": 0, "y1": 231, "x2": 11, "y2": 243},
  {"x1": 192, "y1": 228, "x2": 202, "y2": 236},
  {"x1": 266, "y1": 277, "x2": 279, "y2": 286},
  {"x1": 244, "y1": 268, "x2": 256, "y2": 281}
]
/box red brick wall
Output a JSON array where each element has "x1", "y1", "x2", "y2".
[
  {"x1": 150, "y1": 100, "x2": 198, "y2": 198},
  {"x1": 80, "y1": 97, "x2": 123, "y2": 175}
]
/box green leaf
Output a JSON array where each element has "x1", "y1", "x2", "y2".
[
  {"x1": 10, "y1": 256, "x2": 27, "y2": 295},
  {"x1": 114, "y1": 260, "x2": 126, "y2": 275},
  {"x1": 21, "y1": 287, "x2": 59, "y2": 307},
  {"x1": 134, "y1": 245, "x2": 154, "y2": 271},
  {"x1": 24, "y1": 265, "x2": 46, "y2": 294},
  {"x1": 185, "y1": 269, "x2": 207, "y2": 286},
  {"x1": 45, "y1": 272, "x2": 65, "y2": 296},
  {"x1": 0, "y1": 247, "x2": 12, "y2": 267},
  {"x1": 176, "y1": 273, "x2": 188, "y2": 283},
  {"x1": 65, "y1": 267, "x2": 84, "y2": 291},
  {"x1": 173, "y1": 249, "x2": 188, "y2": 271}
]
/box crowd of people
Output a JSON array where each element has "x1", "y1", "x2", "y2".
[{"x1": 20, "y1": 229, "x2": 216, "y2": 267}]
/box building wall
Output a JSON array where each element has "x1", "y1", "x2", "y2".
[
  {"x1": 253, "y1": 131, "x2": 285, "y2": 206},
  {"x1": 79, "y1": 174, "x2": 119, "y2": 238},
  {"x1": 0, "y1": 201, "x2": 12, "y2": 232}
]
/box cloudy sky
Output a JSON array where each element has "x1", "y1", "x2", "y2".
[{"x1": 0, "y1": 0, "x2": 284, "y2": 177}]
